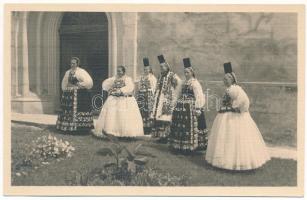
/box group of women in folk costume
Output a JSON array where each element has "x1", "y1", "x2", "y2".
[
  {"x1": 134, "y1": 57, "x2": 270, "y2": 169},
  {"x1": 57, "y1": 56, "x2": 270, "y2": 171},
  {"x1": 136, "y1": 55, "x2": 208, "y2": 150}
]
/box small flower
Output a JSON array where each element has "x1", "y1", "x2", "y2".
[{"x1": 16, "y1": 172, "x2": 21, "y2": 176}]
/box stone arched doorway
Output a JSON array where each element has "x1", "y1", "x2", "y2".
[{"x1": 11, "y1": 11, "x2": 138, "y2": 114}]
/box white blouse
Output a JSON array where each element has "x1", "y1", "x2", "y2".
[
  {"x1": 227, "y1": 84, "x2": 250, "y2": 112},
  {"x1": 102, "y1": 75, "x2": 135, "y2": 95},
  {"x1": 186, "y1": 78, "x2": 206, "y2": 109},
  {"x1": 61, "y1": 67, "x2": 93, "y2": 90}
]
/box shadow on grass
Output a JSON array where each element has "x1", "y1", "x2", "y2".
[
  {"x1": 146, "y1": 141, "x2": 204, "y2": 156},
  {"x1": 146, "y1": 141, "x2": 261, "y2": 175},
  {"x1": 187, "y1": 154, "x2": 260, "y2": 175}
]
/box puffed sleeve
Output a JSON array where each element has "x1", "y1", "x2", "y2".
[
  {"x1": 120, "y1": 76, "x2": 134, "y2": 95},
  {"x1": 192, "y1": 79, "x2": 205, "y2": 109},
  {"x1": 61, "y1": 71, "x2": 69, "y2": 91},
  {"x1": 149, "y1": 74, "x2": 157, "y2": 93},
  {"x1": 227, "y1": 85, "x2": 239, "y2": 108},
  {"x1": 77, "y1": 68, "x2": 93, "y2": 89},
  {"x1": 228, "y1": 85, "x2": 250, "y2": 112},
  {"x1": 102, "y1": 77, "x2": 115, "y2": 91},
  {"x1": 238, "y1": 86, "x2": 250, "y2": 112}
]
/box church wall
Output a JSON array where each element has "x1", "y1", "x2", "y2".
[{"x1": 137, "y1": 12, "x2": 297, "y2": 82}]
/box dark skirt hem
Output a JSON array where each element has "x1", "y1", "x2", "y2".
[{"x1": 56, "y1": 88, "x2": 94, "y2": 132}]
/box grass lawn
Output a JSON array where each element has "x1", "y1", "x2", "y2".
[{"x1": 11, "y1": 122, "x2": 297, "y2": 186}]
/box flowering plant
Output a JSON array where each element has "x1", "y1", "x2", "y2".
[
  {"x1": 30, "y1": 134, "x2": 75, "y2": 161},
  {"x1": 13, "y1": 134, "x2": 75, "y2": 179}
]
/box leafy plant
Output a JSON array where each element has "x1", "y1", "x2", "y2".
[
  {"x1": 64, "y1": 134, "x2": 189, "y2": 186},
  {"x1": 97, "y1": 135, "x2": 155, "y2": 174}
]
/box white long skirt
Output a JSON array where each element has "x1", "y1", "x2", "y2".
[
  {"x1": 94, "y1": 96, "x2": 144, "y2": 137},
  {"x1": 205, "y1": 112, "x2": 270, "y2": 170}
]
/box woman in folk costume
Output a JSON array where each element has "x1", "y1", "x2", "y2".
[
  {"x1": 205, "y1": 62, "x2": 270, "y2": 170},
  {"x1": 169, "y1": 58, "x2": 208, "y2": 151},
  {"x1": 94, "y1": 66, "x2": 144, "y2": 138},
  {"x1": 151, "y1": 55, "x2": 182, "y2": 142},
  {"x1": 56, "y1": 57, "x2": 94, "y2": 132},
  {"x1": 136, "y1": 57, "x2": 157, "y2": 135}
]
